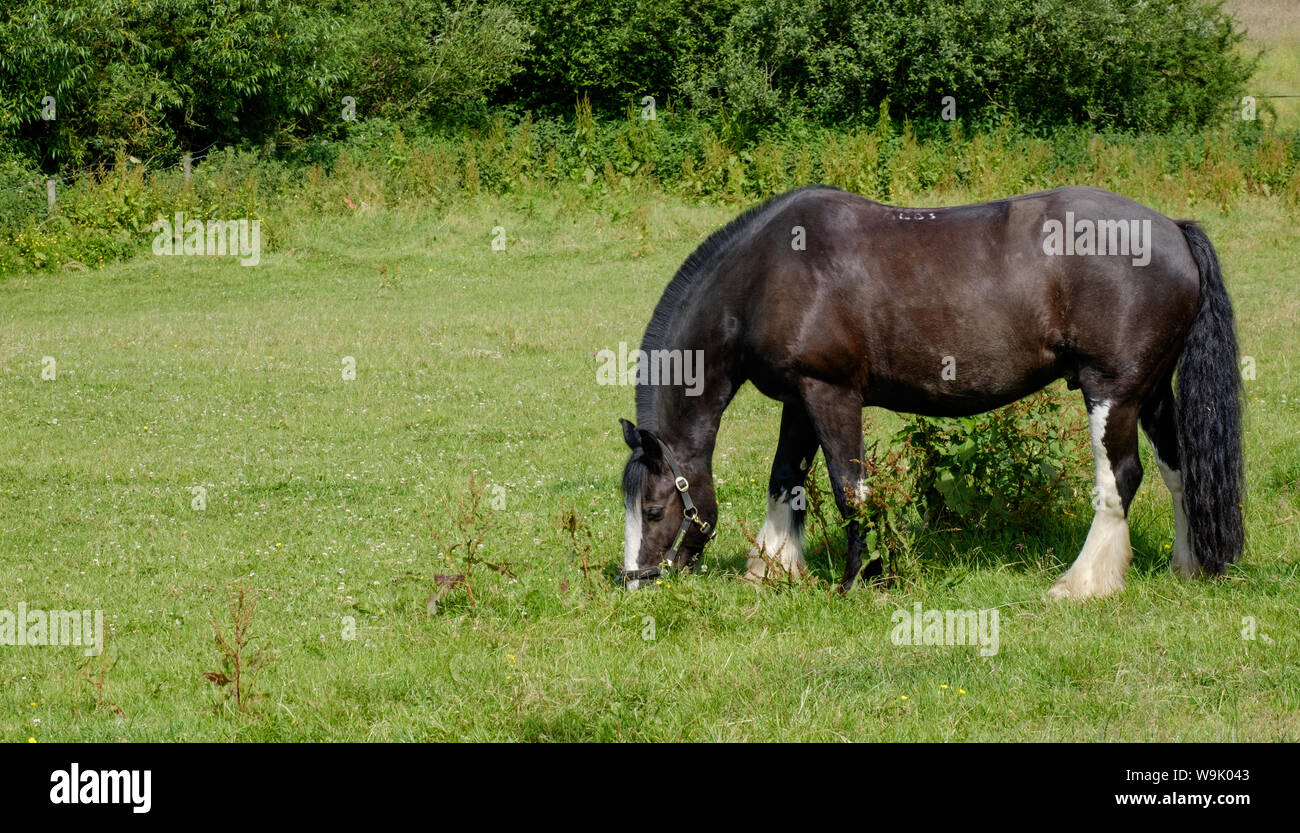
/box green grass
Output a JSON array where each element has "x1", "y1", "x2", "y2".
[
  {"x1": 1, "y1": 183, "x2": 1298, "y2": 741},
  {"x1": 1229, "y1": 0, "x2": 1300, "y2": 130}
]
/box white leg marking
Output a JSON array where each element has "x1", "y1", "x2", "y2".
[
  {"x1": 745, "y1": 491, "x2": 805, "y2": 580},
  {"x1": 1049, "y1": 402, "x2": 1133, "y2": 600},
  {"x1": 623, "y1": 496, "x2": 643, "y2": 590},
  {"x1": 1156, "y1": 459, "x2": 1199, "y2": 579}
]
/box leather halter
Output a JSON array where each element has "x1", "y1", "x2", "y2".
[{"x1": 619, "y1": 438, "x2": 717, "y2": 584}]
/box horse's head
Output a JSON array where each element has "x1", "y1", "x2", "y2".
[{"x1": 619, "y1": 418, "x2": 717, "y2": 587}]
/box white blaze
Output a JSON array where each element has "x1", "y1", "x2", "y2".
[{"x1": 623, "y1": 495, "x2": 643, "y2": 589}]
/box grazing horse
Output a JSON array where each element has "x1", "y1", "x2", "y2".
[{"x1": 618, "y1": 185, "x2": 1243, "y2": 599}]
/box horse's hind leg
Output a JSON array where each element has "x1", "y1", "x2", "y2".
[
  {"x1": 796, "y1": 380, "x2": 870, "y2": 593},
  {"x1": 1139, "y1": 377, "x2": 1198, "y2": 578},
  {"x1": 746, "y1": 402, "x2": 819, "y2": 580},
  {"x1": 1049, "y1": 396, "x2": 1143, "y2": 600}
]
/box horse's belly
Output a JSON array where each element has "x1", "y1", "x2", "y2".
[{"x1": 864, "y1": 363, "x2": 1065, "y2": 417}]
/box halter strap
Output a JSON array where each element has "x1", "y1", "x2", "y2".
[
  {"x1": 619, "y1": 438, "x2": 716, "y2": 584},
  {"x1": 655, "y1": 438, "x2": 716, "y2": 569}
]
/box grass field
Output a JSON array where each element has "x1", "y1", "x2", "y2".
[
  {"x1": 1232, "y1": 0, "x2": 1300, "y2": 129},
  {"x1": 0, "y1": 0, "x2": 1296, "y2": 743},
  {"x1": 2, "y1": 181, "x2": 1298, "y2": 741}
]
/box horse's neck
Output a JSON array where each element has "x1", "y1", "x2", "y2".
[
  {"x1": 643, "y1": 289, "x2": 739, "y2": 468},
  {"x1": 645, "y1": 383, "x2": 732, "y2": 471}
]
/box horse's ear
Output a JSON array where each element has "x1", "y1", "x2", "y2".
[
  {"x1": 636, "y1": 428, "x2": 662, "y2": 464},
  {"x1": 619, "y1": 418, "x2": 639, "y2": 449}
]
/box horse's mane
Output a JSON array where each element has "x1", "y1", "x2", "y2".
[{"x1": 634, "y1": 185, "x2": 835, "y2": 428}]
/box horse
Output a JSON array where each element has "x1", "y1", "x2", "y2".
[{"x1": 617, "y1": 185, "x2": 1244, "y2": 599}]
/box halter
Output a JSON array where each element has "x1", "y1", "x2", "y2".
[{"x1": 619, "y1": 438, "x2": 717, "y2": 584}]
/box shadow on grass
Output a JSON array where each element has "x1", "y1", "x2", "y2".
[{"x1": 705, "y1": 509, "x2": 1178, "y2": 591}]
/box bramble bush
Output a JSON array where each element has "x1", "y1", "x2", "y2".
[
  {"x1": 506, "y1": 0, "x2": 738, "y2": 118},
  {"x1": 815, "y1": 389, "x2": 1090, "y2": 577},
  {"x1": 342, "y1": 0, "x2": 532, "y2": 125},
  {"x1": 896, "y1": 388, "x2": 1090, "y2": 532}
]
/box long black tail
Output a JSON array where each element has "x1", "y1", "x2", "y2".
[{"x1": 1175, "y1": 221, "x2": 1245, "y2": 574}]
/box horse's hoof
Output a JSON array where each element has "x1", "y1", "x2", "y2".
[
  {"x1": 1048, "y1": 570, "x2": 1123, "y2": 601},
  {"x1": 1170, "y1": 550, "x2": 1204, "y2": 580},
  {"x1": 742, "y1": 557, "x2": 767, "y2": 583},
  {"x1": 743, "y1": 555, "x2": 805, "y2": 584}
]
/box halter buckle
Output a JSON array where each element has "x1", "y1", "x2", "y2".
[{"x1": 674, "y1": 476, "x2": 689, "y2": 492}]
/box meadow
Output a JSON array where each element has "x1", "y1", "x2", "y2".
[
  {"x1": 1236, "y1": 0, "x2": 1300, "y2": 130},
  {"x1": 0, "y1": 0, "x2": 1297, "y2": 742},
  {"x1": 1, "y1": 178, "x2": 1298, "y2": 741}
]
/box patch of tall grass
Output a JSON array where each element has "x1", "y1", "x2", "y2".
[{"x1": 2, "y1": 109, "x2": 1297, "y2": 274}]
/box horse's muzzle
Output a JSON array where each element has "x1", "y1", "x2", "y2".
[{"x1": 618, "y1": 565, "x2": 662, "y2": 588}]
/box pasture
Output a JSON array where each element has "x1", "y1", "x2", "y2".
[{"x1": 1, "y1": 184, "x2": 1298, "y2": 741}]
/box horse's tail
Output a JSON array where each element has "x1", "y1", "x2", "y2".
[{"x1": 1174, "y1": 221, "x2": 1244, "y2": 574}]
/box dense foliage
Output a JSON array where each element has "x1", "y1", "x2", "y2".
[
  {"x1": 898, "y1": 392, "x2": 1089, "y2": 530},
  {"x1": 0, "y1": 0, "x2": 1255, "y2": 169},
  {"x1": 680, "y1": 0, "x2": 1256, "y2": 137}
]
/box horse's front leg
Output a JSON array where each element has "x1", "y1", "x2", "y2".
[
  {"x1": 746, "y1": 402, "x2": 819, "y2": 580},
  {"x1": 797, "y1": 380, "x2": 870, "y2": 593}
]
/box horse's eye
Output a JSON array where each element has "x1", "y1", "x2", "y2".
[{"x1": 645, "y1": 506, "x2": 665, "y2": 522}]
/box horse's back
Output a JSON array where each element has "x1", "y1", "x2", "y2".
[{"x1": 730, "y1": 185, "x2": 1202, "y2": 413}]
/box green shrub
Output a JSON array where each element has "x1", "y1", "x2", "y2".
[
  {"x1": 507, "y1": 0, "x2": 739, "y2": 117},
  {"x1": 802, "y1": 388, "x2": 1091, "y2": 575},
  {"x1": 684, "y1": 0, "x2": 1254, "y2": 135},
  {"x1": 0, "y1": 140, "x2": 45, "y2": 233},
  {"x1": 344, "y1": 0, "x2": 532, "y2": 125},
  {"x1": 897, "y1": 388, "x2": 1090, "y2": 532},
  {"x1": 0, "y1": 0, "x2": 1259, "y2": 172},
  {"x1": 0, "y1": 0, "x2": 352, "y2": 166}
]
